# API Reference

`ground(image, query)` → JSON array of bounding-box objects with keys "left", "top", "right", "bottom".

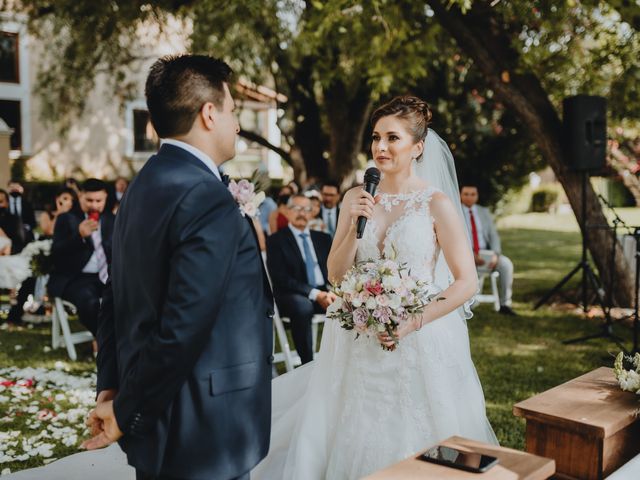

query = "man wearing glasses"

[{"left": 266, "top": 194, "right": 336, "bottom": 364}]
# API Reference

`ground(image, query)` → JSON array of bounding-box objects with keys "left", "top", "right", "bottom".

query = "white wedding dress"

[
  {"left": 253, "top": 186, "right": 497, "bottom": 480},
  {"left": 0, "top": 236, "right": 31, "bottom": 289}
]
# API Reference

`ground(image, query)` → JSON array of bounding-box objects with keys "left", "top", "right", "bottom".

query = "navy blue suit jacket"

[{"left": 96, "top": 144, "right": 274, "bottom": 479}]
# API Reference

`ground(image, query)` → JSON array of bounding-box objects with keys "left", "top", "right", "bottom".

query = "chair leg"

[
  {"left": 491, "top": 272, "right": 501, "bottom": 312},
  {"left": 51, "top": 305, "right": 60, "bottom": 349},
  {"left": 55, "top": 298, "right": 78, "bottom": 361},
  {"left": 311, "top": 322, "right": 318, "bottom": 360},
  {"left": 273, "top": 313, "right": 295, "bottom": 372}
]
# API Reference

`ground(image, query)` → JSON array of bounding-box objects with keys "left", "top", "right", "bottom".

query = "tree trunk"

[
  {"left": 284, "top": 57, "right": 330, "bottom": 185},
  {"left": 324, "top": 79, "right": 374, "bottom": 183},
  {"left": 429, "top": 0, "right": 635, "bottom": 306}
]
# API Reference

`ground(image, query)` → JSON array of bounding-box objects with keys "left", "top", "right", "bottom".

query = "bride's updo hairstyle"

[{"left": 370, "top": 95, "right": 432, "bottom": 160}]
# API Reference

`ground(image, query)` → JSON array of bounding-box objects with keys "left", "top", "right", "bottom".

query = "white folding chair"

[
  {"left": 272, "top": 310, "right": 327, "bottom": 371},
  {"left": 474, "top": 271, "right": 501, "bottom": 312},
  {"left": 272, "top": 305, "right": 301, "bottom": 372},
  {"left": 51, "top": 298, "right": 93, "bottom": 361}
]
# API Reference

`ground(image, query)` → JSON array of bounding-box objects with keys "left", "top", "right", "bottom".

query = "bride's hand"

[
  {"left": 377, "top": 316, "right": 422, "bottom": 349},
  {"left": 349, "top": 190, "right": 378, "bottom": 227}
]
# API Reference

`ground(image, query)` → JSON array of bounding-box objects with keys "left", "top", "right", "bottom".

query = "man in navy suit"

[
  {"left": 85, "top": 55, "right": 274, "bottom": 480},
  {"left": 267, "top": 194, "right": 335, "bottom": 364},
  {"left": 48, "top": 178, "right": 113, "bottom": 335}
]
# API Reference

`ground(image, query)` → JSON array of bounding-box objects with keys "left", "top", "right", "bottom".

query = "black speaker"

[{"left": 563, "top": 95, "right": 607, "bottom": 171}]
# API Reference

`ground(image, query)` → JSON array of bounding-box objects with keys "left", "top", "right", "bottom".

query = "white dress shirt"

[
  {"left": 161, "top": 138, "right": 222, "bottom": 181},
  {"left": 82, "top": 216, "right": 106, "bottom": 273},
  {"left": 288, "top": 225, "right": 325, "bottom": 301},
  {"left": 9, "top": 196, "right": 21, "bottom": 216},
  {"left": 322, "top": 206, "right": 338, "bottom": 235},
  {"left": 464, "top": 204, "right": 487, "bottom": 250}
]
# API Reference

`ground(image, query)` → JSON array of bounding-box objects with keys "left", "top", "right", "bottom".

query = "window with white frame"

[
  {"left": 125, "top": 100, "right": 158, "bottom": 156},
  {"left": 0, "top": 31, "right": 19, "bottom": 83},
  {"left": 0, "top": 15, "right": 30, "bottom": 157}
]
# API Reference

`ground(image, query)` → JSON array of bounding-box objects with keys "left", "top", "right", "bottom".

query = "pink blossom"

[
  {"left": 365, "top": 280, "right": 383, "bottom": 296},
  {"left": 373, "top": 306, "right": 392, "bottom": 324},
  {"left": 353, "top": 308, "right": 369, "bottom": 332}
]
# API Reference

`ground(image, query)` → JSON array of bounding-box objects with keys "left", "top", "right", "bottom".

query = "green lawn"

[{"left": 0, "top": 211, "right": 636, "bottom": 473}]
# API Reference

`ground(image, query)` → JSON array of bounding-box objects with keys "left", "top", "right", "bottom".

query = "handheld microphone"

[
  {"left": 356, "top": 167, "right": 381, "bottom": 239},
  {"left": 88, "top": 211, "right": 100, "bottom": 222}
]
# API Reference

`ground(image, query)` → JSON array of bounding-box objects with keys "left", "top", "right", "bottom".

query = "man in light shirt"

[
  {"left": 460, "top": 182, "right": 516, "bottom": 316},
  {"left": 320, "top": 180, "right": 341, "bottom": 238},
  {"left": 267, "top": 194, "right": 336, "bottom": 363}
]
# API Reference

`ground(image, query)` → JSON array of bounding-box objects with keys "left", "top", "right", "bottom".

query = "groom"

[{"left": 83, "top": 55, "right": 274, "bottom": 480}]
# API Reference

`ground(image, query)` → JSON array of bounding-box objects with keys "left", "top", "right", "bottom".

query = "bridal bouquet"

[
  {"left": 327, "top": 257, "right": 435, "bottom": 351},
  {"left": 614, "top": 352, "right": 640, "bottom": 398}
]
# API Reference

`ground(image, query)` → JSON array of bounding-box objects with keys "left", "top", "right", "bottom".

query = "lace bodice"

[{"left": 357, "top": 187, "right": 440, "bottom": 284}]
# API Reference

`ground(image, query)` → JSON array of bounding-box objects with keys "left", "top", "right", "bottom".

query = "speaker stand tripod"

[{"left": 533, "top": 172, "right": 625, "bottom": 348}]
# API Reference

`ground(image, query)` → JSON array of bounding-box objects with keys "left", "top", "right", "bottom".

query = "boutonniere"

[{"left": 228, "top": 179, "right": 266, "bottom": 218}]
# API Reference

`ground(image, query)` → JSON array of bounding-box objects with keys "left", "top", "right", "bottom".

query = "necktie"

[
  {"left": 469, "top": 208, "right": 480, "bottom": 255},
  {"left": 327, "top": 210, "right": 334, "bottom": 236},
  {"left": 300, "top": 232, "right": 317, "bottom": 287},
  {"left": 91, "top": 228, "right": 109, "bottom": 284}
]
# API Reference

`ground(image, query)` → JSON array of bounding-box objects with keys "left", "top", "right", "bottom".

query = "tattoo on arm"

[{"left": 436, "top": 296, "right": 446, "bottom": 302}]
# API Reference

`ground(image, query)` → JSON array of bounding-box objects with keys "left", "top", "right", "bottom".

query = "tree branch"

[{"left": 239, "top": 129, "right": 292, "bottom": 166}]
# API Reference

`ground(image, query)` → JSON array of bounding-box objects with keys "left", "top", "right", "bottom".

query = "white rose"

[
  {"left": 365, "top": 297, "right": 377, "bottom": 310},
  {"left": 342, "top": 276, "right": 356, "bottom": 294},
  {"left": 327, "top": 296, "right": 343, "bottom": 315},
  {"left": 382, "top": 275, "right": 401, "bottom": 291},
  {"left": 351, "top": 296, "right": 363, "bottom": 308},
  {"left": 376, "top": 295, "right": 389, "bottom": 307},
  {"left": 388, "top": 294, "right": 402, "bottom": 309}
]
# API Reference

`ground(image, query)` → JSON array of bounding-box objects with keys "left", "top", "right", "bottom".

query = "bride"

[{"left": 253, "top": 95, "right": 497, "bottom": 479}]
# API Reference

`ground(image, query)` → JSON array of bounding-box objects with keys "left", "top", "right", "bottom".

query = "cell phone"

[{"left": 418, "top": 445, "right": 499, "bottom": 473}]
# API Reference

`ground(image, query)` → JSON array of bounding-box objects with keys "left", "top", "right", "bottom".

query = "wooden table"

[
  {"left": 363, "top": 436, "right": 555, "bottom": 479},
  {"left": 513, "top": 367, "right": 640, "bottom": 480}
]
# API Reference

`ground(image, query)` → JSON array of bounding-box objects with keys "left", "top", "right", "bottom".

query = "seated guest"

[
  {"left": 7, "top": 179, "right": 36, "bottom": 244},
  {"left": 305, "top": 190, "right": 328, "bottom": 233},
  {"left": 258, "top": 186, "right": 279, "bottom": 235},
  {"left": 320, "top": 180, "right": 341, "bottom": 238},
  {"left": 268, "top": 185, "right": 293, "bottom": 234},
  {"left": 460, "top": 181, "right": 516, "bottom": 315},
  {"left": 48, "top": 179, "right": 114, "bottom": 335},
  {"left": 39, "top": 187, "right": 80, "bottom": 238},
  {"left": 110, "top": 176, "right": 129, "bottom": 214},
  {"left": 266, "top": 194, "right": 336, "bottom": 364}
]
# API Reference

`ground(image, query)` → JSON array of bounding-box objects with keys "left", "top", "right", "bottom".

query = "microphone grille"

[{"left": 364, "top": 167, "right": 381, "bottom": 184}]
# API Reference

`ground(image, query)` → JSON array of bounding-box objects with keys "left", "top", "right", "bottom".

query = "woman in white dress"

[
  {"left": 0, "top": 230, "right": 31, "bottom": 290},
  {"left": 254, "top": 95, "right": 497, "bottom": 480}
]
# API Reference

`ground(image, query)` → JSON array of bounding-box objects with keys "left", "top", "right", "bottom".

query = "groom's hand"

[
  {"left": 86, "top": 389, "right": 117, "bottom": 437},
  {"left": 81, "top": 400, "right": 123, "bottom": 450}
]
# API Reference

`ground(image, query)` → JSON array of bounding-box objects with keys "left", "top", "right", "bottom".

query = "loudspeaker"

[{"left": 563, "top": 95, "right": 607, "bottom": 171}]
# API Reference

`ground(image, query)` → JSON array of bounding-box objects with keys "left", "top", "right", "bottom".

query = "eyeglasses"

[{"left": 289, "top": 206, "right": 312, "bottom": 213}]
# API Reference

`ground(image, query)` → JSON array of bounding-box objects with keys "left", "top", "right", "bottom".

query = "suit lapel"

[
  {"left": 283, "top": 227, "right": 305, "bottom": 268},
  {"left": 310, "top": 231, "right": 329, "bottom": 287}
]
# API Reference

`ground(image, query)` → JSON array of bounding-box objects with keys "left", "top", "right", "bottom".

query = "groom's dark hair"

[{"left": 145, "top": 54, "right": 233, "bottom": 138}]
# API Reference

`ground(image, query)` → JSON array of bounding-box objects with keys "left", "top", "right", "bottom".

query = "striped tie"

[{"left": 91, "top": 229, "right": 109, "bottom": 284}]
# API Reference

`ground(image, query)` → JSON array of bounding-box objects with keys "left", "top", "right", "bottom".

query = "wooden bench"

[
  {"left": 363, "top": 435, "right": 555, "bottom": 479},
  {"left": 513, "top": 367, "right": 640, "bottom": 480}
]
